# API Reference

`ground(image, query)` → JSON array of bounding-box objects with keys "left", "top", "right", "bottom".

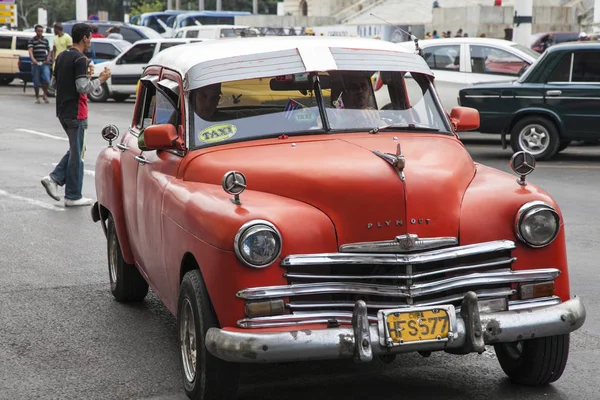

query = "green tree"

[{"left": 130, "top": 0, "right": 167, "bottom": 16}]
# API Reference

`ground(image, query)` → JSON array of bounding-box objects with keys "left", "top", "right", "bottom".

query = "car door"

[
  {"left": 119, "top": 73, "right": 159, "bottom": 264},
  {"left": 422, "top": 44, "right": 466, "bottom": 110},
  {"left": 135, "top": 73, "right": 185, "bottom": 297},
  {"left": 544, "top": 50, "right": 600, "bottom": 139},
  {"left": 0, "top": 35, "right": 14, "bottom": 76},
  {"left": 112, "top": 42, "right": 157, "bottom": 91}
]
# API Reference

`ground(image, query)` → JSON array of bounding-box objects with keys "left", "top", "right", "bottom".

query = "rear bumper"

[{"left": 205, "top": 293, "right": 585, "bottom": 363}]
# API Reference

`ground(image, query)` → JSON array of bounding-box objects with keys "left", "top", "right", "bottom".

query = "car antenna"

[{"left": 369, "top": 13, "right": 424, "bottom": 58}]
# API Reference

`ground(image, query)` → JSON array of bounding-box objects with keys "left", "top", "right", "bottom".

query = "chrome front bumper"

[{"left": 205, "top": 293, "right": 586, "bottom": 363}]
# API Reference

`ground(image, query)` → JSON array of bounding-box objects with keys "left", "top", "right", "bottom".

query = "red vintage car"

[{"left": 92, "top": 37, "right": 586, "bottom": 400}]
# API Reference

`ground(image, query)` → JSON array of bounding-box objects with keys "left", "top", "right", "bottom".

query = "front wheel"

[
  {"left": 178, "top": 269, "right": 240, "bottom": 400},
  {"left": 494, "top": 334, "right": 570, "bottom": 386},
  {"left": 106, "top": 215, "right": 148, "bottom": 302},
  {"left": 89, "top": 81, "right": 109, "bottom": 102},
  {"left": 510, "top": 116, "right": 560, "bottom": 160},
  {"left": 112, "top": 93, "right": 130, "bottom": 102},
  {"left": 0, "top": 76, "right": 13, "bottom": 85}
]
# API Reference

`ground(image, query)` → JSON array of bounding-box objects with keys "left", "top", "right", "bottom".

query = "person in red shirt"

[
  {"left": 90, "top": 24, "right": 105, "bottom": 38},
  {"left": 41, "top": 23, "right": 111, "bottom": 207}
]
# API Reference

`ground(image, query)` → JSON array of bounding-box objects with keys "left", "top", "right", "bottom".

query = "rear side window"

[
  {"left": 0, "top": 36, "right": 11, "bottom": 49},
  {"left": 185, "top": 30, "right": 199, "bottom": 38},
  {"left": 93, "top": 42, "right": 121, "bottom": 60},
  {"left": 118, "top": 43, "right": 156, "bottom": 64},
  {"left": 423, "top": 45, "right": 461, "bottom": 71},
  {"left": 548, "top": 53, "right": 572, "bottom": 82},
  {"left": 159, "top": 42, "right": 185, "bottom": 52},
  {"left": 16, "top": 37, "right": 32, "bottom": 51},
  {"left": 548, "top": 51, "right": 600, "bottom": 83}
]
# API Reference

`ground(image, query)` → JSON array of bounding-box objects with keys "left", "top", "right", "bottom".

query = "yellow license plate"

[{"left": 384, "top": 308, "right": 450, "bottom": 344}]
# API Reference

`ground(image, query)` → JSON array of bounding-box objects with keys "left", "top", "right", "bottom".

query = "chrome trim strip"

[
  {"left": 339, "top": 235, "right": 458, "bottom": 253},
  {"left": 464, "top": 95, "right": 500, "bottom": 98},
  {"left": 515, "top": 96, "right": 543, "bottom": 99},
  {"left": 238, "top": 311, "right": 379, "bottom": 328},
  {"left": 546, "top": 96, "right": 600, "bottom": 100},
  {"left": 281, "top": 240, "right": 516, "bottom": 267},
  {"left": 568, "top": 52, "right": 574, "bottom": 82},
  {"left": 285, "top": 257, "right": 516, "bottom": 281},
  {"left": 286, "top": 288, "right": 516, "bottom": 310},
  {"left": 508, "top": 296, "right": 561, "bottom": 310},
  {"left": 237, "top": 269, "right": 559, "bottom": 300}
]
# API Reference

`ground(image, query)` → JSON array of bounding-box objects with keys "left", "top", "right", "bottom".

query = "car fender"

[
  {"left": 161, "top": 182, "right": 338, "bottom": 326},
  {"left": 459, "top": 165, "right": 570, "bottom": 301},
  {"left": 509, "top": 107, "right": 565, "bottom": 136},
  {"left": 94, "top": 147, "right": 135, "bottom": 264}
]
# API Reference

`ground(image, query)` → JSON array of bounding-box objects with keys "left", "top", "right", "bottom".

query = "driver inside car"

[{"left": 329, "top": 71, "right": 384, "bottom": 128}]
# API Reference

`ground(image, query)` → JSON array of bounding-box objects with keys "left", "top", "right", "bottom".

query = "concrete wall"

[
  {"left": 429, "top": 5, "right": 578, "bottom": 38},
  {"left": 235, "top": 15, "right": 337, "bottom": 28},
  {"left": 281, "top": 0, "right": 357, "bottom": 17}
]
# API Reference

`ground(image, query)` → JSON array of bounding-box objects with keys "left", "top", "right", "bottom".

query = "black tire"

[
  {"left": 0, "top": 76, "right": 13, "bottom": 85},
  {"left": 106, "top": 215, "right": 148, "bottom": 302},
  {"left": 557, "top": 140, "right": 571, "bottom": 153},
  {"left": 510, "top": 116, "right": 560, "bottom": 161},
  {"left": 89, "top": 81, "right": 109, "bottom": 102},
  {"left": 178, "top": 269, "right": 240, "bottom": 400},
  {"left": 112, "top": 94, "right": 130, "bottom": 102},
  {"left": 494, "top": 334, "right": 570, "bottom": 386}
]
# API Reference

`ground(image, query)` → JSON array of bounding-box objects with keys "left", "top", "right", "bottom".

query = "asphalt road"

[{"left": 0, "top": 83, "right": 598, "bottom": 400}]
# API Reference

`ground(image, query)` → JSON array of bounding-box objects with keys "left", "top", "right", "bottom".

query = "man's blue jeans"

[{"left": 50, "top": 118, "right": 87, "bottom": 200}]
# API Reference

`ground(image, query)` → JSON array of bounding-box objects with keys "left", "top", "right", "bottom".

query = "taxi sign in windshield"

[{"left": 198, "top": 124, "right": 237, "bottom": 144}]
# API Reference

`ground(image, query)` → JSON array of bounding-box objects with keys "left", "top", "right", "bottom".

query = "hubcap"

[
  {"left": 108, "top": 230, "right": 117, "bottom": 288},
  {"left": 92, "top": 85, "right": 104, "bottom": 98},
  {"left": 180, "top": 298, "right": 197, "bottom": 383},
  {"left": 519, "top": 125, "right": 549, "bottom": 155}
]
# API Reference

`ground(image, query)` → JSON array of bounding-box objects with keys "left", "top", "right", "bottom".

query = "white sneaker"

[
  {"left": 41, "top": 176, "right": 60, "bottom": 201},
  {"left": 64, "top": 197, "right": 94, "bottom": 207}
]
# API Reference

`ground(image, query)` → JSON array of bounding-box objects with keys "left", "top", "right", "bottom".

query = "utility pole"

[
  {"left": 216, "top": 0, "right": 222, "bottom": 11},
  {"left": 75, "top": 0, "right": 87, "bottom": 21},
  {"left": 513, "top": 0, "right": 533, "bottom": 47},
  {"left": 595, "top": 0, "right": 600, "bottom": 27},
  {"left": 175, "top": 0, "right": 181, "bottom": 10},
  {"left": 253, "top": 0, "right": 258, "bottom": 14},
  {"left": 199, "top": 0, "right": 205, "bottom": 11},
  {"left": 167, "top": 0, "right": 172, "bottom": 10}
]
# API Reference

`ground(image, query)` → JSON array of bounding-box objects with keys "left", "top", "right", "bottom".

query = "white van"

[
  {"left": 173, "top": 25, "right": 260, "bottom": 39},
  {"left": 89, "top": 37, "right": 209, "bottom": 102}
]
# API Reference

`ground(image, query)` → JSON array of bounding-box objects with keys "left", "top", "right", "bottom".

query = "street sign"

[
  {"left": 0, "top": 0, "right": 16, "bottom": 3},
  {"left": 0, "top": 2, "right": 16, "bottom": 26}
]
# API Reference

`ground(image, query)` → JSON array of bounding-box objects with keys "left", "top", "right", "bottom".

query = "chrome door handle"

[
  {"left": 134, "top": 155, "right": 149, "bottom": 165},
  {"left": 116, "top": 143, "right": 127, "bottom": 151},
  {"left": 546, "top": 90, "right": 562, "bottom": 96}
]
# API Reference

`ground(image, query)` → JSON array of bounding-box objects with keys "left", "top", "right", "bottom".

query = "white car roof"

[
  {"left": 178, "top": 25, "right": 251, "bottom": 31},
  {"left": 150, "top": 36, "right": 432, "bottom": 91}
]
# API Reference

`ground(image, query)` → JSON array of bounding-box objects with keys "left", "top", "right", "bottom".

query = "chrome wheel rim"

[
  {"left": 108, "top": 230, "right": 117, "bottom": 286},
  {"left": 180, "top": 298, "right": 197, "bottom": 383},
  {"left": 519, "top": 124, "right": 549, "bottom": 155},
  {"left": 91, "top": 84, "right": 105, "bottom": 99}
]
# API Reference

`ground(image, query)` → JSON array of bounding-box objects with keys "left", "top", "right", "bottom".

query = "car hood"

[{"left": 183, "top": 134, "right": 475, "bottom": 245}]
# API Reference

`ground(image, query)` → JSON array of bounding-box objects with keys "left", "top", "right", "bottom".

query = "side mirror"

[
  {"left": 141, "top": 124, "right": 180, "bottom": 150},
  {"left": 450, "top": 107, "right": 480, "bottom": 131}
]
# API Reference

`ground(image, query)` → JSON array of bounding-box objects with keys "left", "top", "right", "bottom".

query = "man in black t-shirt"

[{"left": 40, "top": 23, "right": 111, "bottom": 207}]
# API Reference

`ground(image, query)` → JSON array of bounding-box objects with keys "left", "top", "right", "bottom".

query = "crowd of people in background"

[{"left": 425, "top": 28, "right": 469, "bottom": 39}]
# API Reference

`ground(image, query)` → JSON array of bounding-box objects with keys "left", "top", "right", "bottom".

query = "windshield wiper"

[{"left": 369, "top": 123, "right": 440, "bottom": 134}]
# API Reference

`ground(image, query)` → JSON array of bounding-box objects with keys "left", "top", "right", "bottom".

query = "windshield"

[
  {"left": 510, "top": 43, "right": 540, "bottom": 60},
  {"left": 189, "top": 70, "right": 450, "bottom": 149},
  {"left": 114, "top": 40, "right": 132, "bottom": 52},
  {"left": 136, "top": 25, "right": 163, "bottom": 39}
]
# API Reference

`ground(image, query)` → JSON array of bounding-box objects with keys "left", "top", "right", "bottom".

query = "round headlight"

[
  {"left": 234, "top": 220, "right": 282, "bottom": 268},
  {"left": 515, "top": 202, "right": 560, "bottom": 248}
]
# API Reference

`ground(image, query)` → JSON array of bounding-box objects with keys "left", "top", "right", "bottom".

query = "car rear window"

[
  {"left": 16, "top": 36, "right": 32, "bottom": 51},
  {"left": 0, "top": 36, "right": 11, "bottom": 49}
]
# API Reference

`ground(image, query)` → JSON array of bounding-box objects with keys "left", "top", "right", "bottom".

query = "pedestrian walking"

[
  {"left": 41, "top": 23, "right": 112, "bottom": 207},
  {"left": 51, "top": 23, "right": 72, "bottom": 93},
  {"left": 28, "top": 24, "right": 51, "bottom": 104}
]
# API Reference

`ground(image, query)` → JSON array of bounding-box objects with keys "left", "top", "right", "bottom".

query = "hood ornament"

[
  {"left": 372, "top": 143, "right": 406, "bottom": 181},
  {"left": 510, "top": 151, "right": 536, "bottom": 186},
  {"left": 222, "top": 171, "right": 247, "bottom": 205}
]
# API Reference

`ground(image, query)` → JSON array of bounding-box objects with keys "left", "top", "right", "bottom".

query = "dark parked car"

[
  {"left": 61, "top": 21, "right": 161, "bottom": 43},
  {"left": 458, "top": 42, "right": 600, "bottom": 160},
  {"left": 530, "top": 32, "right": 580, "bottom": 53}
]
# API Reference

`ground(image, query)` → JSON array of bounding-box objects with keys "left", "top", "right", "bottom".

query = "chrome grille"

[{"left": 237, "top": 239, "right": 561, "bottom": 328}]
